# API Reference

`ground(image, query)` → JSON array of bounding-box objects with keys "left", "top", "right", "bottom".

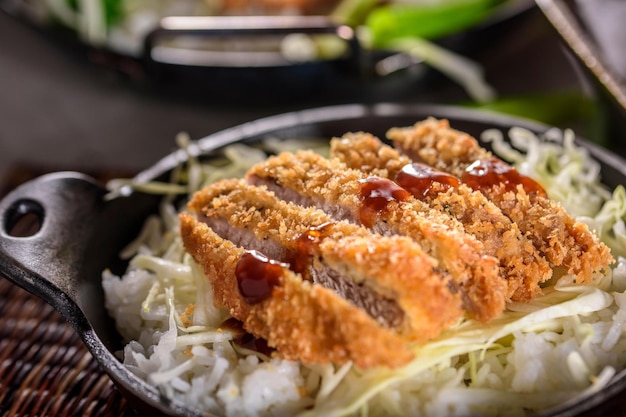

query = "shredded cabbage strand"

[{"left": 103, "top": 128, "right": 626, "bottom": 417}]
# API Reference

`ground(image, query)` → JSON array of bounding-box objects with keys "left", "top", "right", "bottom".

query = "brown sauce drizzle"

[
  {"left": 235, "top": 225, "right": 337, "bottom": 304},
  {"left": 235, "top": 250, "right": 287, "bottom": 304},
  {"left": 288, "top": 222, "right": 335, "bottom": 278},
  {"left": 461, "top": 158, "right": 547, "bottom": 197},
  {"left": 395, "top": 163, "right": 461, "bottom": 200},
  {"left": 359, "top": 177, "right": 411, "bottom": 227},
  {"left": 219, "top": 317, "right": 275, "bottom": 357}
]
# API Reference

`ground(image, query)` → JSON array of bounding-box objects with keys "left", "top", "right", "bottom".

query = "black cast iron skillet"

[{"left": 1, "top": 103, "right": 626, "bottom": 417}]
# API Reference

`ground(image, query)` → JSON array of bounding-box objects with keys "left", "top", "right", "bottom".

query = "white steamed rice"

[{"left": 102, "top": 127, "right": 626, "bottom": 417}]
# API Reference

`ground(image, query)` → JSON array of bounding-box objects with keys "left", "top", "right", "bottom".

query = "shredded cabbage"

[
  {"left": 580, "top": 186, "right": 626, "bottom": 259},
  {"left": 481, "top": 126, "right": 626, "bottom": 259},
  {"left": 481, "top": 127, "right": 611, "bottom": 218},
  {"left": 103, "top": 127, "right": 626, "bottom": 417}
]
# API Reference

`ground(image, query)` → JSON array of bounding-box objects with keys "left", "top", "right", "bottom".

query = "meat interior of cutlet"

[{"left": 197, "top": 212, "right": 405, "bottom": 329}]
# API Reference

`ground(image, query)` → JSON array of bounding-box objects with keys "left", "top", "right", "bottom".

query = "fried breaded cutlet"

[
  {"left": 180, "top": 213, "right": 416, "bottom": 369},
  {"left": 330, "top": 131, "right": 553, "bottom": 301},
  {"left": 187, "top": 178, "right": 463, "bottom": 341},
  {"left": 387, "top": 118, "right": 614, "bottom": 282},
  {"left": 246, "top": 151, "right": 506, "bottom": 322}
]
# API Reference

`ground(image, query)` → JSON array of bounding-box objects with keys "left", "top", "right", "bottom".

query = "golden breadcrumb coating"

[
  {"left": 247, "top": 151, "right": 506, "bottom": 322},
  {"left": 188, "top": 178, "right": 464, "bottom": 340},
  {"left": 330, "top": 132, "right": 553, "bottom": 300},
  {"left": 176, "top": 117, "right": 614, "bottom": 370},
  {"left": 387, "top": 118, "right": 614, "bottom": 282},
  {"left": 388, "top": 117, "right": 488, "bottom": 178},
  {"left": 180, "top": 212, "right": 415, "bottom": 369}
]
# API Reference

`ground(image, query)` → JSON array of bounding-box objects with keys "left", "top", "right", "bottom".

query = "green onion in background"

[
  {"left": 102, "top": 0, "right": 123, "bottom": 27},
  {"left": 331, "top": 0, "right": 610, "bottom": 147},
  {"left": 65, "top": 0, "right": 123, "bottom": 27},
  {"left": 363, "top": 0, "right": 508, "bottom": 49},
  {"left": 331, "top": 0, "right": 512, "bottom": 103},
  {"left": 332, "top": 0, "right": 507, "bottom": 41}
]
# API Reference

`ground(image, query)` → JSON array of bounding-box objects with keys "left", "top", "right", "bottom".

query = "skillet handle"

[{"left": 0, "top": 172, "right": 107, "bottom": 311}]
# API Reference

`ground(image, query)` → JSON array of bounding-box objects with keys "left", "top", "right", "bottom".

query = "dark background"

[{"left": 0, "top": 5, "right": 596, "bottom": 192}]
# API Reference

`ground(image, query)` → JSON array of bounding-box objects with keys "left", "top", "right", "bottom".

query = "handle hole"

[{"left": 4, "top": 199, "right": 45, "bottom": 237}]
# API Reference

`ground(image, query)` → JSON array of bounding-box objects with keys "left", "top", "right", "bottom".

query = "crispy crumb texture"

[
  {"left": 178, "top": 117, "right": 614, "bottom": 369},
  {"left": 388, "top": 117, "right": 614, "bottom": 282}
]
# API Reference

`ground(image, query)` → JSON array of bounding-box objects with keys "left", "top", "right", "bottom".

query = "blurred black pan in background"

[
  {"left": 536, "top": 0, "right": 626, "bottom": 156},
  {"left": 0, "top": 0, "right": 534, "bottom": 104}
]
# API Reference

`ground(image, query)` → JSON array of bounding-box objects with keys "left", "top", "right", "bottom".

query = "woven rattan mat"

[
  {"left": 0, "top": 276, "right": 134, "bottom": 416},
  {"left": 0, "top": 166, "right": 139, "bottom": 416}
]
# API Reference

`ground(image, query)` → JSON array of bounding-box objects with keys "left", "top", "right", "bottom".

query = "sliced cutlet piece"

[
  {"left": 387, "top": 117, "right": 614, "bottom": 281},
  {"left": 246, "top": 152, "right": 506, "bottom": 322},
  {"left": 180, "top": 212, "right": 416, "bottom": 369},
  {"left": 186, "top": 178, "right": 463, "bottom": 341},
  {"left": 330, "top": 132, "right": 553, "bottom": 301}
]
